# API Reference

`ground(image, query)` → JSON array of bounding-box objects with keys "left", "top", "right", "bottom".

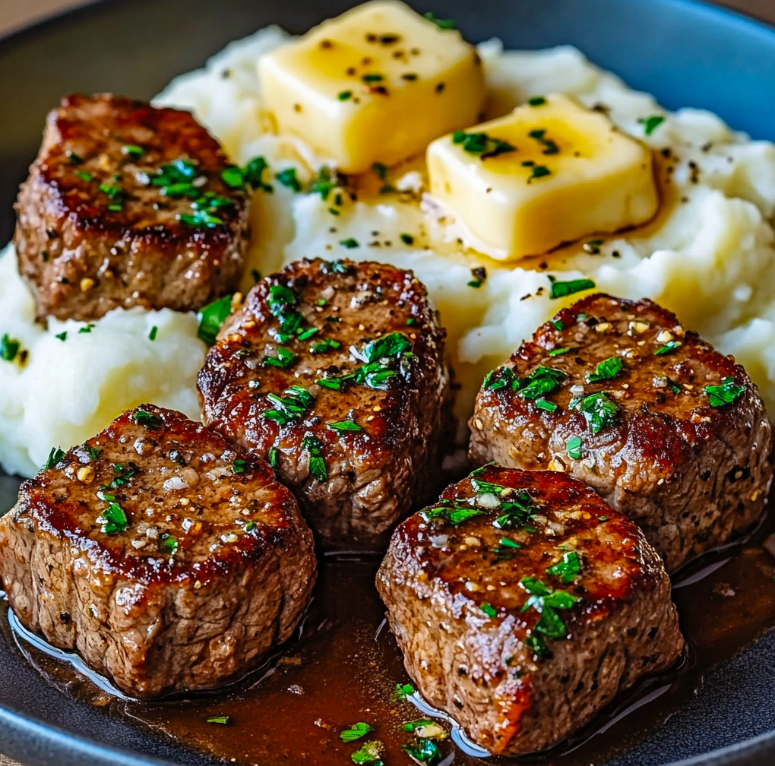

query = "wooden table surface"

[{"left": 0, "top": 0, "right": 773, "bottom": 764}]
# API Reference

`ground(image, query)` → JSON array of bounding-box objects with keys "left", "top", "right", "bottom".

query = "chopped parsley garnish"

[
  {"left": 566, "top": 436, "right": 583, "bottom": 460},
  {"left": 310, "top": 338, "right": 341, "bottom": 354},
  {"left": 328, "top": 419, "right": 363, "bottom": 432},
  {"left": 528, "top": 165, "right": 551, "bottom": 182},
  {"left": 244, "top": 521, "right": 256, "bottom": 532},
  {"left": 160, "top": 534, "right": 179, "bottom": 555},
  {"left": 243, "top": 156, "right": 274, "bottom": 192},
  {"left": 55, "top": 332, "right": 68, "bottom": 342},
  {"left": 400, "top": 233, "right": 414, "bottom": 245},
  {"left": 268, "top": 447, "right": 279, "bottom": 468},
  {"left": 43, "top": 447, "right": 65, "bottom": 470},
  {"left": 403, "top": 720, "right": 436, "bottom": 732},
  {"left": 548, "top": 276, "right": 596, "bottom": 300},
  {"left": 372, "top": 162, "right": 388, "bottom": 180},
  {"left": 276, "top": 167, "right": 302, "bottom": 192},
  {"left": 101, "top": 503, "right": 128, "bottom": 535},
  {"left": 264, "top": 346, "right": 297, "bottom": 368},
  {"left": 84, "top": 446, "right": 100, "bottom": 460},
  {"left": 134, "top": 409, "right": 162, "bottom": 429},
  {"left": 586, "top": 356, "right": 623, "bottom": 383},
  {"left": 393, "top": 683, "right": 415, "bottom": 701},
  {"left": 572, "top": 391, "right": 619, "bottom": 434},
  {"left": 122, "top": 144, "right": 144, "bottom": 159},
  {"left": 340, "top": 722, "right": 373, "bottom": 743},
  {"left": 528, "top": 96, "right": 547, "bottom": 107},
  {"left": 232, "top": 459, "right": 248, "bottom": 474},
  {"left": 340, "top": 238, "right": 360, "bottom": 249},
  {"left": 220, "top": 166, "right": 245, "bottom": 189},
  {"left": 468, "top": 266, "right": 487, "bottom": 288},
  {"left": 535, "top": 399, "right": 558, "bottom": 412},
  {"left": 493, "top": 537, "right": 521, "bottom": 560},
  {"left": 548, "top": 347, "right": 570, "bottom": 356},
  {"left": 197, "top": 294, "right": 232, "bottom": 346},
  {"left": 75, "top": 171, "right": 94, "bottom": 182},
  {"left": 206, "top": 716, "right": 230, "bottom": 725},
  {"left": 424, "top": 502, "right": 483, "bottom": 526},
  {"left": 482, "top": 366, "right": 516, "bottom": 391},
  {"left": 520, "top": 577, "right": 579, "bottom": 650},
  {"left": 639, "top": 115, "right": 665, "bottom": 136},
  {"left": 262, "top": 386, "right": 315, "bottom": 426},
  {"left": 515, "top": 366, "right": 567, "bottom": 400},
  {"left": 67, "top": 150, "right": 83, "bottom": 164},
  {"left": 351, "top": 740, "right": 384, "bottom": 765},
  {"left": 0, "top": 334, "right": 20, "bottom": 362},
  {"left": 528, "top": 128, "right": 559, "bottom": 155},
  {"left": 104, "top": 462, "right": 140, "bottom": 489},
  {"left": 583, "top": 239, "right": 604, "bottom": 254},
  {"left": 423, "top": 11, "right": 456, "bottom": 29},
  {"left": 481, "top": 602, "right": 497, "bottom": 618},
  {"left": 78, "top": 325, "right": 93, "bottom": 334},
  {"left": 338, "top": 90, "right": 353, "bottom": 101},
  {"left": 317, "top": 332, "right": 413, "bottom": 392},
  {"left": 267, "top": 283, "right": 303, "bottom": 337},
  {"left": 362, "top": 73, "right": 384, "bottom": 83},
  {"left": 494, "top": 491, "right": 536, "bottom": 530},
  {"left": 403, "top": 738, "right": 441, "bottom": 766},
  {"left": 303, "top": 435, "right": 327, "bottom": 482},
  {"left": 308, "top": 166, "right": 337, "bottom": 200},
  {"left": 297, "top": 328, "right": 319, "bottom": 341},
  {"left": 546, "top": 550, "right": 581, "bottom": 584},
  {"left": 452, "top": 131, "right": 516, "bottom": 159},
  {"left": 148, "top": 326, "right": 158, "bottom": 341},
  {"left": 177, "top": 210, "right": 224, "bottom": 228},
  {"left": 654, "top": 340, "right": 681, "bottom": 356},
  {"left": 705, "top": 377, "right": 745, "bottom": 408}
]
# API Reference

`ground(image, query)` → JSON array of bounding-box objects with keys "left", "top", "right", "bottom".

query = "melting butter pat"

[
  {"left": 426, "top": 94, "right": 660, "bottom": 260},
  {"left": 258, "top": 0, "right": 485, "bottom": 174}
]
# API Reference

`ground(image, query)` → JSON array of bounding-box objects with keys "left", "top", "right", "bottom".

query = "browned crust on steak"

[
  {"left": 377, "top": 466, "right": 684, "bottom": 756},
  {"left": 468, "top": 294, "right": 773, "bottom": 571},
  {"left": 0, "top": 405, "right": 316, "bottom": 698},
  {"left": 14, "top": 94, "right": 250, "bottom": 321},
  {"left": 198, "top": 258, "right": 453, "bottom": 550}
]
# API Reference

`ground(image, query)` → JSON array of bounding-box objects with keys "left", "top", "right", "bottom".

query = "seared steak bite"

[
  {"left": 0, "top": 405, "right": 316, "bottom": 699},
  {"left": 15, "top": 94, "right": 250, "bottom": 322},
  {"left": 198, "top": 258, "right": 452, "bottom": 550},
  {"left": 377, "top": 466, "right": 684, "bottom": 757},
  {"left": 469, "top": 294, "right": 773, "bottom": 572}
]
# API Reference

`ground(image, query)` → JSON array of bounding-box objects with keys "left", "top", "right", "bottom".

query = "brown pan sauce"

[{"left": 5, "top": 484, "right": 775, "bottom": 766}]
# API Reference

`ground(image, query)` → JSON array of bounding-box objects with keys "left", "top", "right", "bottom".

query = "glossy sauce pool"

[{"left": 4, "top": 491, "right": 775, "bottom": 766}]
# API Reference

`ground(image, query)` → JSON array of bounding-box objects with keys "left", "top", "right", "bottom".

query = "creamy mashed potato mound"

[
  {"left": 0, "top": 246, "right": 205, "bottom": 476},
  {"left": 3, "top": 19, "right": 775, "bottom": 476}
]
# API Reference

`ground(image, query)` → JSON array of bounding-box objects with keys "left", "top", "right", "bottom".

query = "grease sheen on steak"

[
  {"left": 469, "top": 294, "right": 773, "bottom": 572},
  {"left": 198, "top": 258, "right": 452, "bottom": 550},
  {"left": 0, "top": 405, "right": 316, "bottom": 699},
  {"left": 377, "top": 466, "right": 684, "bottom": 756},
  {"left": 15, "top": 94, "right": 250, "bottom": 321}
]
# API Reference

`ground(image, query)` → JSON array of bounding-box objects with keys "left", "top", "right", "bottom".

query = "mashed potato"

[
  {"left": 3, "top": 24, "right": 775, "bottom": 476},
  {"left": 0, "top": 246, "right": 205, "bottom": 476}
]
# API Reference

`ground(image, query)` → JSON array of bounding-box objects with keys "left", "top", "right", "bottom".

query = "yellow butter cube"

[
  {"left": 426, "top": 94, "right": 660, "bottom": 260},
  {"left": 258, "top": 1, "right": 486, "bottom": 174}
]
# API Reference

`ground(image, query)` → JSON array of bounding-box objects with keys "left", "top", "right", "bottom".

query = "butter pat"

[
  {"left": 258, "top": 1, "right": 485, "bottom": 174},
  {"left": 426, "top": 95, "right": 660, "bottom": 260}
]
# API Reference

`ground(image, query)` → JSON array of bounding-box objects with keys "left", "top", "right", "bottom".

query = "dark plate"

[{"left": 2, "top": 0, "right": 775, "bottom": 764}]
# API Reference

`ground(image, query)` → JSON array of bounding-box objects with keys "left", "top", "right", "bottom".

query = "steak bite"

[
  {"left": 198, "top": 258, "right": 452, "bottom": 550},
  {"left": 15, "top": 94, "right": 250, "bottom": 322},
  {"left": 469, "top": 294, "right": 773, "bottom": 572},
  {"left": 0, "top": 405, "right": 316, "bottom": 699},
  {"left": 377, "top": 466, "right": 684, "bottom": 757}
]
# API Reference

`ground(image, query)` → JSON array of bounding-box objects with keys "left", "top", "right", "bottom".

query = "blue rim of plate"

[{"left": 0, "top": 0, "right": 775, "bottom": 765}]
